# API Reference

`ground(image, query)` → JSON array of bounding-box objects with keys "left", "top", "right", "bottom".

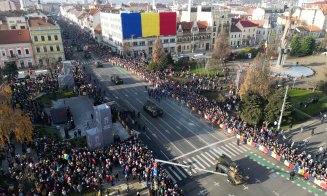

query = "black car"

[
  {"left": 84, "top": 51, "right": 91, "bottom": 59},
  {"left": 111, "top": 75, "right": 123, "bottom": 85},
  {"left": 143, "top": 100, "right": 163, "bottom": 117},
  {"left": 93, "top": 61, "right": 103, "bottom": 68}
]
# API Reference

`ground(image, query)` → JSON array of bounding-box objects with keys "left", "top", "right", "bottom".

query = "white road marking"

[
  {"left": 200, "top": 153, "right": 215, "bottom": 165},
  {"left": 176, "top": 126, "right": 181, "bottom": 130},
  {"left": 164, "top": 129, "right": 171, "bottom": 134},
  {"left": 304, "top": 136, "right": 311, "bottom": 141},
  {"left": 214, "top": 181, "right": 220, "bottom": 186},
  {"left": 209, "top": 150, "right": 221, "bottom": 158},
  {"left": 165, "top": 169, "right": 177, "bottom": 182},
  {"left": 145, "top": 134, "right": 151, "bottom": 140},
  {"left": 169, "top": 137, "right": 234, "bottom": 161},
  {"left": 174, "top": 165, "right": 187, "bottom": 178},
  {"left": 160, "top": 150, "right": 169, "bottom": 160},
  {"left": 196, "top": 155, "right": 211, "bottom": 167},
  {"left": 192, "top": 157, "right": 206, "bottom": 169},
  {"left": 183, "top": 160, "right": 193, "bottom": 175},
  {"left": 320, "top": 142, "right": 326, "bottom": 147},
  {"left": 227, "top": 143, "right": 246, "bottom": 153},
  {"left": 235, "top": 144, "right": 249, "bottom": 152},
  {"left": 272, "top": 191, "right": 280, "bottom": 196},
  {"left": 242, "top": 144, "right": 251, "bottom": 150},
  {"left": 204, "top": 151, "right": 216, "bottom": 161},
  {"left": 220, "top": 146, "right": 237, "bottom": 157},
  {"left": 167, "top": 167, "right": 182, "bottom": 181},
  {"left": 186, "top": 159, "right": 198, "bottom": 174}
]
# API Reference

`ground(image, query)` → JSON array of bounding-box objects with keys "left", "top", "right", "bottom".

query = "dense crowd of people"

[
  {"left": 4, "top": 135, "right": 182, "bottom": 195},
  {"left": 106, "top": 53, "right": 327, "bottom": 184}
]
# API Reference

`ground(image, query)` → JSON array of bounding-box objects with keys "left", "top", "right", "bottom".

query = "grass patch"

[
  {"left": 200, "top": 90, "right": 226, "bottom": 103},
  {"left": 168, "top": 76, "right": 193, "bottom": 84},
  {"left": 36, "top": 90, "right": 76, "bottom": 107},
  {"left": 65, "top": 136, "right": 87, "bottom": 148},
  {"left": 289, "top": 89, "right": 327, "bottom": 116},
  {"left": 34, "top": 125, "right": 61, "bottom": 140}
]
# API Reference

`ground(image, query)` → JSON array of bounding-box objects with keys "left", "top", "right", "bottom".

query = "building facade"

[
  {"left": 28, "top": 17, "right": 65, "bottom": 67},
  {"left": 176, "top": 21, "right": 211, "bottom": 54},
  {"left": 6, "top": 17, "right": 27, "bottom": 30},
  {"left": 100, "top": 11, "right": 177, "bottom": 57},
  {"left": 0, "top": 29, "right": 35, "bottom": 68}
]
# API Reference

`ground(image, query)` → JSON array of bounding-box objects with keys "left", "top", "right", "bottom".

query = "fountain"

[{"left": 270, "top": 3, "right": 314, "bottom": 78}]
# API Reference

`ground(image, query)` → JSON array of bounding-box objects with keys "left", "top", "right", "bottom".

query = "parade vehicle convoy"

[
  {"left": 215, "top": 154, "right": 249, "bottom": 185},
  {"left": 143, "top": 100, "right": 163, "bottom": 117},
  {"left": 111, "top": 75, "right": 124, "bottom": 85}
]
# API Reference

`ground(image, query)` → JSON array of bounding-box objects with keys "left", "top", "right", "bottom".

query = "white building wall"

[{"left": 252, "top": 8, "right": 265, "bottom": 20}]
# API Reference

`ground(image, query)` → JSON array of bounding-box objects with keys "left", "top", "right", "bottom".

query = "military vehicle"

[
  {"left": 93, "top": 61, "right": 103, "bottom": 68},
  {"left": 215, "top": 154, "right": 249, "bottom": 185},
  {"left": 111, "top": 75, "right": 123, "bottom": 85},
  {"left": 84, "top": 51, "right": 91, "bottom": 59},
  {"left": 143, "top": 100, "right": 163, "bottom": 117}
]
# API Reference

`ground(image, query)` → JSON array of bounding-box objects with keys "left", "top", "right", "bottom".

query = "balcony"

[{"left": 8, "top": 54, "right": 18, "bottom": 60}]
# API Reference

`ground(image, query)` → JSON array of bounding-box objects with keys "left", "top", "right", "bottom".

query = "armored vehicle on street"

[
  {"left": 215, "top": 154, "right": 249, "bottom": 185},
  {"left": 143, "top": 100, "right": 163, "bottom": 117}
]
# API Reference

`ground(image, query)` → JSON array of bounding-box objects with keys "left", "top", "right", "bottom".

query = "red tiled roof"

[
  {"left": 304, "top": 25, "right": 321, "bottom": 32},
  {"left": 89, "top": 8, "right": 99, "bottom": 16},
  {"left": 28, "top": 18, "right": 55, "bottom": 27},
  {"left": 177, "top": 21, "right": 208, "bottom": 32},
  {"left": 0, "top": 29, "right": 31, "bottom": 44},
  {"left": 239, "top": 19, "right": 258, "bottom": 28}
]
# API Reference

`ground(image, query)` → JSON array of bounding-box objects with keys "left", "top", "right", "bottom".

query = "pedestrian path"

[{"left": 163, "top": 142, "right": 252, "bottom": 182}]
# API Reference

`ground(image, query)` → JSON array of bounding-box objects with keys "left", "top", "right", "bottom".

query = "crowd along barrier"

[
  {"left": 217, "top": 125, "right": 327, "bottom": 190},
  {"left": 113, "top": 61, "right": 327, "bottom": 190}
]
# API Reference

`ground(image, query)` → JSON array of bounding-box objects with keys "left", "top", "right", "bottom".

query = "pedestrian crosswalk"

[{"left": 164, "top": 142, "right": 252, "bottom": 182}]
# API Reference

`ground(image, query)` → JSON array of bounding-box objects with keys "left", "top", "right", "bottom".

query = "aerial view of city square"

[{"left": 0, "top": 0, "right": 327, "bottom": 195}]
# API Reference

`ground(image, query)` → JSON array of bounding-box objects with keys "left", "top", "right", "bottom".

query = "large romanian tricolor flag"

[{"left": 264, "top": 33, "right": 269, "bottom": 53}]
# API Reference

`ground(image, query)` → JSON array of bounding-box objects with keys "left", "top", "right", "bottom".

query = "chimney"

[
  {"left": 152, "top": 0, "right": 156, "bottom": 10},
  {"left": 188, "top": 0, "right": 192, "bottom": 12}
]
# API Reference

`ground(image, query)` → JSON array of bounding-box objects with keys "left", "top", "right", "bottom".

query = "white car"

[{"left": 321, "top": 52, "right": 327, "bottom": 56}]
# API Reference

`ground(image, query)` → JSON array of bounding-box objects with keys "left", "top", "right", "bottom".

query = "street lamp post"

[{"left": 277, "top": 85, "right": 289, "bottom": 130}]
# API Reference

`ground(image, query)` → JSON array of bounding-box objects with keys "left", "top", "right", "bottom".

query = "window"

[
  {"left": 34, "top": 36, "right": 38, "bottom": 41},
  {"left": 41, "top": 36, "right": 45, "bottom": 41},
  {"left": 43, "top": 46, "right": 47, "bottom": 52},
  {"left": 25, "top": 48, "right": 29, "bottom": 55},
  {"left": 54, "top": 35, "right": 58, "bottom": 40},
  {"left": 17, "top": 49, "right": 22, "bottom": 55},
  {"left": 140, "top": 41, "right": 145, "bottom": 46},
  {"left": 164, "top": 39, "right": 169, "bottom": 43},
  {"left": 133, "top": 42, "right": 137, "bottom": 46},
  {"left": 20, "top": 60, "right": 24, "bottom": 67},
  {"left": 1, "top": 50, "right": 6, "bottom": 57},
  {"left": 10, "top": 50, "right": 14, "bottom": 57},
  {"left": 11, "top": 26, "right": 16, "bottom": 29},
  {"left": 20, "top": 26, "right": 25, "bottom": 29},
  {"left": 36, "top": 47, "right": 40, "bottom": 53},
  {"left": 50, "top": 46, "right": 54, "bottom": 52},
  {"left": 170, "top": 39, "right": 175, "bottom": 43},
  {"left": 48, "top": 35, "right": 52, "bottom": 41},
  {"left": 56, "top": 45, "right": 60, "bottom": 51},
  {"left": 28, "top": 61, "right": 32, "bottom": 67}
]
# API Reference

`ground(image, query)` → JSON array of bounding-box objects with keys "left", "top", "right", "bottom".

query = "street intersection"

[{"left": 76, "top": 55, "right": 326, "bottom": 196}]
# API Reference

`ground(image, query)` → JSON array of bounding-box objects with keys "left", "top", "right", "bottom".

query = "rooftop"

[
  {"left": 238, "top": 19, "right": 258, "bottom": 28},
  {"left": 230, "top": 25, "right": 242, "bottom": 32},
  {"left": 0, "top": 29, "right": 31, "bottom": 44},
  {"left": 304, "top": 25, "right": 321, "bottom": 32},
  {"left": 28, "top": 17, "right": 56, "bottom": 27},
  {"left": 177, "top": 21, "right": 208, "bottom": 32}
]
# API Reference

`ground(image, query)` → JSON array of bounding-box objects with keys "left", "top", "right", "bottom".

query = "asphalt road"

[{"left": 73, "top": 54, "right": 324, "bottom": 196}]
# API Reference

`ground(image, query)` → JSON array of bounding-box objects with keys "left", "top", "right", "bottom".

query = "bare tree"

[
  {"left": 208, "top": 31, "right": 231, "bottom": 71},
  {"left": 123, "top": 42, "right": 131, "bottom": 56},
  {"left": 152, "top": 37, "right": 165, "bottom": 64},
  {"left": 239, "top": 53, "right": 273, "bottom": 100}
]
